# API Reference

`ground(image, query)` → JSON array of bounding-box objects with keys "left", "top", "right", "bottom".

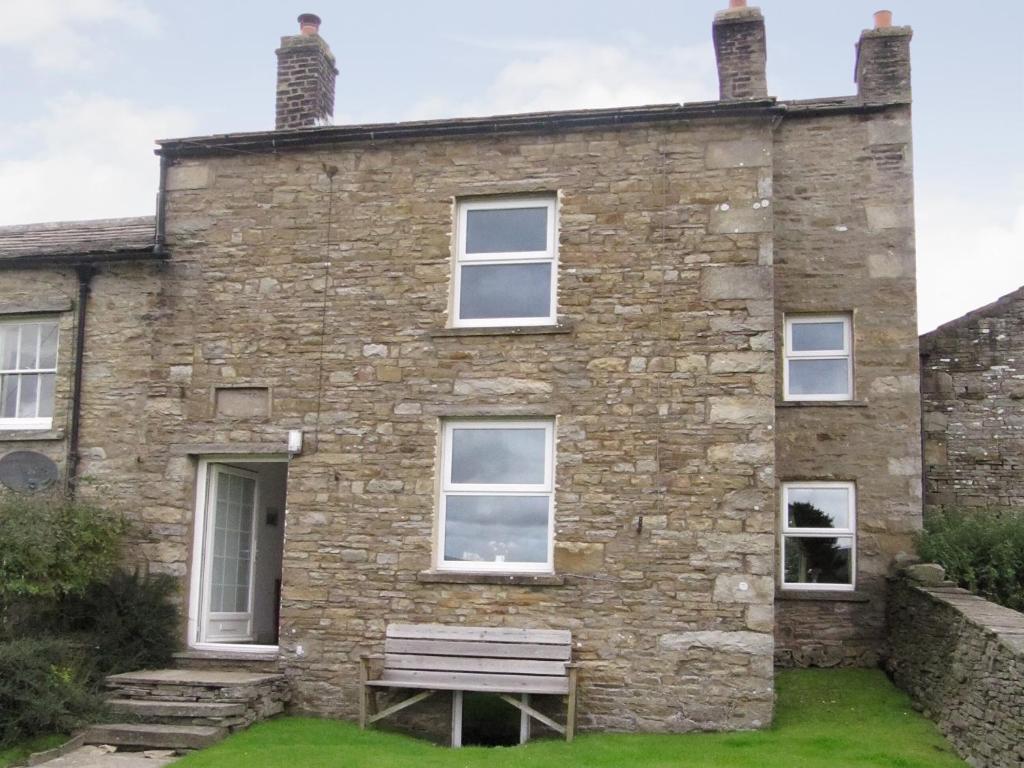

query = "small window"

[
  {"left": 781, "top": 482, "right": 855, "bottom": 590},
  {"left": 784, "top": 315, "right": 852, "bottom": 401},
  {"left": 0, "top": 319, "right": 58, "bottom": 430},
  {"left": 453, "top": 196, "right": 557, "bottom": 327},
  {"left": 438, "top": 420, "right": 554, "bottom": 572}
]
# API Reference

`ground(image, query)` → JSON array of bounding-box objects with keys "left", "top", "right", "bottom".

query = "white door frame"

[{"left": 188, "top": 454, "right": 288, "bottom": 654}]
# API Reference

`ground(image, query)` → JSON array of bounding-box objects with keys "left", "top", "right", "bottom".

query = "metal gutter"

[{"left": 0, "top": 249, "right": 165, "bottom": 270}]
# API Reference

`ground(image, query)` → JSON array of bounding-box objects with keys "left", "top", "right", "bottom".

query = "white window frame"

[
  {"left": 780, "top": 481, "right": 856, "bottom": 591},
  {"left": 783, "top": 314, "right": 853, "bottom": 401},
  {"left": 0, "top": 317, "right": 59, "bottom": 431},
  {"left": 452, "top": 196, "right": 558, "bottom": 328},
  {"left": 437, "top": 419, "right": 555, "bottom": 573}
]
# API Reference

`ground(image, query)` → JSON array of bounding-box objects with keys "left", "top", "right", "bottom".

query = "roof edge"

[
  {"left": 920, "top": 284, "right": 1024, "bottom": 346},
  {"left": 156, "top": 97, "right": 898, "bottom": 158}
]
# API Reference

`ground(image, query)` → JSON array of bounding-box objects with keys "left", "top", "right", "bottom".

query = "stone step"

[
  {"left": 174, "top": 650, "right": 279, "bottom": 673},
  {"left": 106, "top": 669, "right": 283, "bottom": 687},
  {"left": 107, "top": 698, "right": 247, "bottom": 720},
  {"left": 82, "top": 723, "right": 227, "bottom": 750}
]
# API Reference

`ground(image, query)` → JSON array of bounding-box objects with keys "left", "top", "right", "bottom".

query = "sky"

[{"left": 0, "top": 1, "right": 1021, "bottom": 332}]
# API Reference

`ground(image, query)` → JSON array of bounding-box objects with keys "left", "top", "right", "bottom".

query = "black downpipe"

[{"left": 66, "top": 264, "right": 96, "bottom": 498}]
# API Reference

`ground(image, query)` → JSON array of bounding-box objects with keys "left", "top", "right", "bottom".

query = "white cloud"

[
  {"left": 0, "top": 94, "right": 195, "bottom": 224},
  {"left": 408, "top": 40, "right": 717, "bottom": 120},
  {"left": 0, "top": 0, "right": 158, "bottom": 70},
  {"left": 917, "top": 194, "right": 1024, "bottom": 332}
]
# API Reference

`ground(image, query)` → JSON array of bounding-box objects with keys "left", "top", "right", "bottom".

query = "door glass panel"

[
  {"left": 465, "top": 207, "right": 547, "bottom": 253},
  {"left": 210, "top": 471, "right": 255, "bottom": 614}
]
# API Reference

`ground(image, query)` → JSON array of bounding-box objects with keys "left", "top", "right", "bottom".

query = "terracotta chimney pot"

[
  {"left": 298, "top": 13, "right": 322, "bottom": 36},
  {"left": 873, "top": 10, "right": 893, "bottom": 29},
  {"left": 729, "top": 0, "right": 747, "bottom": 7}
]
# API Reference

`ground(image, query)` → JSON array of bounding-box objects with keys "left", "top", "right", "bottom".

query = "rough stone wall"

[
  {"left": 886, "top": 578, "right": 1024, "bottom": 768},
  {"left": 49, "top": 118, "right": 779, "bottom": 732},
  {"left": 0, "top": 264, "right": 161, "bottom": 514},
  {"left": 920, "top": 288, "right": 1024, "bottom": 512},
  {"left": 771, "top": 105, "right": 922, "bottom": 667},
  {"left": 275, "top": 34, "right": 337, "bottom": 129}
]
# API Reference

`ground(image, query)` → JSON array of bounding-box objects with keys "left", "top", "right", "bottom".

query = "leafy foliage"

[
  {"left": 0, "top": 638, "right": 101, "bottom": 748},
  {"left": 918, "top": 507, "right": 1024, "bottom": 611},
  {"left": 59, "top": 570, "right": 180, "bottom": 677},
  {"left": 0, "top": 492, "right": 126, "bottom": 635}
]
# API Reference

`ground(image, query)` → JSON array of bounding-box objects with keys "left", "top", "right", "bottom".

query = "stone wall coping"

[
  {"left": 417, "top": 570, "right": 566, "bottom": 587},
  {"left": 909, "top": 581, "right": 1024, "bottom": 651},
  {"left": 0, "top": 429, "right": 65, "bottom": 442},
  {"left": 430, "top": 322, "right": 575, "bottom": 339},
  {"left": 776, "top": 589, "right": 871, "bottom": 603},
  {"left": 775, "top": 400, "right": 869, "bottom": 408}
]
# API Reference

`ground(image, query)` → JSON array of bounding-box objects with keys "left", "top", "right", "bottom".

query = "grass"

[
  {"left": 176, "top": 669, "right": 965, "bottom": 768},
  {"left": 0, "top": 734, "right": 68, "bottom": 768}
]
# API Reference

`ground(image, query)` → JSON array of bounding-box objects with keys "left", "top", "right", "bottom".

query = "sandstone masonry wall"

[
  {"left": 772, "top": 105, "right": 921, "bottom": 667},
  {"left": 886, "top": 578, "right": 1024, "bottom": 768},
  {"left": 920, "top": 288, "right": 1024, "bottom": 512},
  {"left": 0, "top": 117, "right": 782, "bottom": 732}
]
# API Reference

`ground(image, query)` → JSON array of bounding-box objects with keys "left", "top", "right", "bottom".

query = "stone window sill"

[
  {"left": 0, "top": 429, "right": 65, "bottom": 442},
  {"left": 417, "top": 570, "right": 566, "bottom": 587},
  {"left": 430, "top": 321, "right": 574, "bottom": 339},
  {"left": 776, "top": 400, "right": 869, "bottom": 408},
  {"left": 776, "top": 589, "right": 871, "bottom": 603}
]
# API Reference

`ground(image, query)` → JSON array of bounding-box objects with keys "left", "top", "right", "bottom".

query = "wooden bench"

[{"left": 359, "top": 624, "right": 578, "bottom": 747}]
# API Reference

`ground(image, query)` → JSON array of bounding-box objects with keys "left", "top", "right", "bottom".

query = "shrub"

[
  {"left": 917, "top": 507, "right": 1024, "bottom": 611},
  {"left": 59, "top": 570, "right": 180, "bottom": 677},
  {"left": 0, "top": 638, "right": 101, "bottom": 747},
  {"left": 0, "top": 492, "right": 126, "bottom": 636}
]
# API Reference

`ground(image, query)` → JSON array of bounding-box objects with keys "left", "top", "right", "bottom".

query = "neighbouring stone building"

[
  {"left": 921, "top": 286, "right": 1024, "bottom": 512},
  {"left": 0, "top": 4, "right": 920, "bottom": 735}
]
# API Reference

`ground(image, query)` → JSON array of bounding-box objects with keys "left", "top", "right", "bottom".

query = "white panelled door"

[{"left": 200, "top": 465, "right": 259, "bottom": 643}]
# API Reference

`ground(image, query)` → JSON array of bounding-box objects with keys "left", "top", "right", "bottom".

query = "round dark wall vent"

[{"left": 0, "top": 451, "right": 60, "bottom": 493}]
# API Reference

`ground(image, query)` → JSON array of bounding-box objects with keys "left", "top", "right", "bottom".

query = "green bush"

[
  {"left": 0, "top": 638, "right": 101, "bottom": 747},
  {"left": 0, "top": 492, "right": 126, "bottom": 636},
  {"left": 918, "top": 507, "right": 1024, "bottom": 611},
  {"left": 59, "top": 570, "right": 180, "bottom": 677}
]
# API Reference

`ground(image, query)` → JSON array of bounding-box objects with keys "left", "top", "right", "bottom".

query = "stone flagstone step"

[
  {"left": 82, "top": 723, "right": 227, "bottom": 750},
  {"left": 107, "top": 698, "right": 247, "bottom": 720}
]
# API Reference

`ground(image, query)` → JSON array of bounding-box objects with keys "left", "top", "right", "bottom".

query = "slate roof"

[{"left": 0, "top": 216, "right": 156, "bottom": 265}]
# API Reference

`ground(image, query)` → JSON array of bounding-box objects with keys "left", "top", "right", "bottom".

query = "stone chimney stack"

[
  {"left": 855, "top": 10, "right": 912, "bottom": 104},
  {"left": 712, "top": 0, "right": 768, "bottom": 101},
  {"left": 275, "top": 13, "right": 338, "bottom": 130}
]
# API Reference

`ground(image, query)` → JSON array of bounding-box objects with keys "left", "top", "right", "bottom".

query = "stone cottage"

[
  {"left": 0, "top": 3, "right": 920, "bottom": 736},
  {"left": 921, "top": 285, "right": 1024, "bottom": 513}
]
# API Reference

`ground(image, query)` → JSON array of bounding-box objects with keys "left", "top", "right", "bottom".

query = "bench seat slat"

[
  {"left": 385, "top": 638, "right": 571, "bottom": 660},
  {"left": 372, "top": 670, "right": 569, "bottom": 695},
  {"left": 385, "top": 654, "right": 567, "bottom": 676},
  {"left": 386, "top": 624, "right": 571, "bottom": 645}
]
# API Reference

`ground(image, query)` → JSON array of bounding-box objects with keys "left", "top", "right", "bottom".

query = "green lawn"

[
  {"left": 176, "top": 669, "right": 964, "bottom": 768},
  {"left": 0, "top": 734, "right": 67, "bottom": 768}
]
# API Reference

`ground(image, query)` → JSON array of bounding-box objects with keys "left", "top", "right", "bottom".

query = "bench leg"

[
  {"left": 358, "top": 658, "right": 369, "bottom": 730},
  {"left": 451, "top": 690, "right": 464, "bottom": 748},
  {"left": 566, "top": 667, "right": 578, "bottom": 742},
  {"left": 519, "top": 694, "right": 531, "bottom": 744}
]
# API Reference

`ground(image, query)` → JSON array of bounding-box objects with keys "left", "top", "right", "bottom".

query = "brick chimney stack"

[
  {"left": 275, "top": 13, "right": 338, "bottom": 130},
  {"left": 855, "top": 10, "right": 912, "bottom": 104},
  {"left": 712, "top": 1, "right": 769, "bottom": 101}
]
